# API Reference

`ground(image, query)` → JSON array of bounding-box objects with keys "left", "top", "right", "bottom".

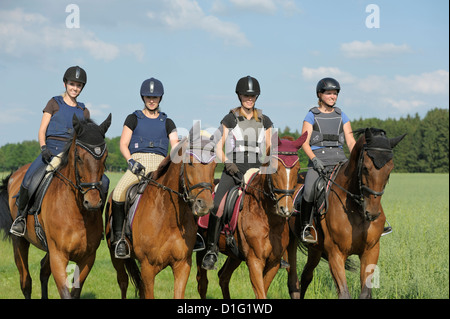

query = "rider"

[
  {"left": 111, "top": 77, "right": 179, "bottom": 259},
  {"left": 202, "top": 75, "right": 273, "bottom": 270},
  {"left": 10, "top": 66, "right": 110, "bottom": 237},
  {"left": 298, "top": 77, "right": 356, "bottom": 244}
]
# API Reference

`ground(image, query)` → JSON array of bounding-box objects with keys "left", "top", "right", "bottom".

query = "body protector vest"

[
  {"left": 225, "top": 107, "right": 265, "bottom": 164},
  {"left": 45, "top": 96, "right": 86, "bottom": 140},
  {"left": 309, "top": 107, "right": 345, "bottom": 149},
  {"left": 129, "top": 110, "right": 169, "bottom": 157}
]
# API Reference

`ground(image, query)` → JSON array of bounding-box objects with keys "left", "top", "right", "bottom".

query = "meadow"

[{"left": 0, "top": 172, "right": 448, "bottom": 299}]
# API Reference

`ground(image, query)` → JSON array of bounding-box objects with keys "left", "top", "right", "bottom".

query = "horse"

[
  {"left": 195, "top": 132, "right": 308, "bottom": 299},
  {"left": 288, "top": 127, "right": 406, "bottom": 299},
  {"left": 104, "top": 131, "right": 217, "bottom": 299},
  {"left": 0, "top": 114, "right": 111, "bottom": 299}
]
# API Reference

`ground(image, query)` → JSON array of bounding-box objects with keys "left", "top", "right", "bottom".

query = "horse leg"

[
  {"left": 40, "top": 253, "right": 51, "bottom": 299},
  {"left": 48, "top": 250, "right": 71, "bottom": 299},
  {"left": 246, "top": 256, "right": 266, "bottom": 299},
  {"left": 140, "top": 260, "right": 160, "bottom": 299},
  {"left": 172, "top": 259, "right": 192, "bottom": 299},
  {"left": 195, "top": 250, "right": 209, "bottom": 299},
  {"left": 108, "top": 247, "right": 129, "bottom": 299},
  {"left": 263, "top": 261, "right": 280, "bottom": 296},
  {"left": 12, "top": 236, "right": 32, "bottom": 299},
  {"left": 70, "top": 253, "right": 96, "bottom": 298},
  {"left": 299, "top": 247, "right": 322, "bottom": 299},
  {"left": 359, "top": 243, "right": 380, "bottom": 299},
  {"left": 286, "top": 233, "right": 300, "bottom": 299},
  {"left": 218, "top": 256, "right": 241, "bottom": 299},
  {"left": 327, "top": 250, "right": 351, "bottom": 299}
]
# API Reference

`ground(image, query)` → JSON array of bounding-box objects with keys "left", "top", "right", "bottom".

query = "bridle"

[
  {"left": 54, "top": 139, "right": 107, "bottom": 196},
  {"left": 266, "top": 151, "right": 298, "bottom": 205}
]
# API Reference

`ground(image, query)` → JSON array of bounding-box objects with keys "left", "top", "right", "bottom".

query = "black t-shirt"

[{"left": 124, "top": 113, "right": 177, "bottom": 136}]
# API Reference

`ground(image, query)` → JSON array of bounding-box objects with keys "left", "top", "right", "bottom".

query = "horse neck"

[
  {"left": 342, "top": 139, "right": 365, "bottom": 193},
  {"left": 61, "top": 139, "right": 77, "bottom": 183},
  {"left": 158, "top": 160, "right": 183, "bottom": 196}
]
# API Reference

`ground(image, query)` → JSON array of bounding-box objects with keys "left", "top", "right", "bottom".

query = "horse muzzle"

[
  {"left": 276, "top": 206, "right": 293, "bottom": 218},
  {"left": 193, "top": 198, "right": 213, "bottom": 217}
]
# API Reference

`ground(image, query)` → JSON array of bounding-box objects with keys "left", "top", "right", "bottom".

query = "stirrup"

[
  {"left": 381, "top": 220, "right": 393, "bottom": 237},
  {"left": 114, "top": 238, "right": 131, "bottom": 259},
  {"left": 302, "top": 224, "right": 317, "bottom": 244},
  {"left": 10, "top": 216, "right": 26, "bottom": 237},
  {"left": 193, "top": 232, "right": 205, "bottom": 252}
]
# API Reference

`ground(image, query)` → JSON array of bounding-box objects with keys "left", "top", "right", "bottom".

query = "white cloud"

[
  {"left": 395, "top": 70, "right": 449, "bottom": 95},
  {"left": 340, "top": 40, "right": 413, "bottom": 58},
  {"left": 148, "top": 0, "right": 250, "bottom": 47},
  {"left": 0, "top": 8, "right": 141, "bottom": 62},
  {"left": 302, "top": 67, "right": 356, "bottom": 84},
  {"left": 229, "top": 0, "right": 277, "bottom": 14}
]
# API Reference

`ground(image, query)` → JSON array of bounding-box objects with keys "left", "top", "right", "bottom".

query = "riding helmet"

[
  {"left": 235, "top": 76, "right": 261, "bottom": 96},
  {"left": 63, "top": 66, "right": 87, "bottom": 85},
  {"left": 140, "top": 78, "right": 164, "bottom": 97},
  {"left": 316, "top": 77, "right": 340, "bottom": 97}
]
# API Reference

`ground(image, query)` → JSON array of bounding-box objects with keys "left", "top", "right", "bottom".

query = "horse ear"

[
  {"left": 389, "top": 133, "right": 407, "bottom": 149},
  {"left": 365, "top": 128, "right": 373, "bottom": 143},
  {"left": 99, "top": 113, "right": 112, "bottom": 136},
  {"left": 72, "top": 114, "right": 83, "bottom": 136},
  {"left": 293, "top": 131, "right": 308, "bottom": 149}
]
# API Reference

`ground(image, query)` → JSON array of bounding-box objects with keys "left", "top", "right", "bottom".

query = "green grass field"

[{"left": 0, "top": 172, "right": 448, "bottom": 299}]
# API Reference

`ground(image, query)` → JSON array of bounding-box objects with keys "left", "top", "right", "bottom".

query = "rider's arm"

[
  {"left": 119, "top": 125, "right": 133, "bottom": 162},
  {"left": 38, "top": 112, "right": 52, "bottom": 148},
  {"left": 301, "top": 121, "right": 316, "bottom": 161}
]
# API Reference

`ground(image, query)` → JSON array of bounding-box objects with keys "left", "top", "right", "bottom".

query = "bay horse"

[
  {"left": 196, "top": 132, "right": 308, "bottom": 299},
  {"left": 105, "top": 131, "right": 216, "bottom": 298},
  {"left": 0, "top": 114, "right": 111, "bottom": 299},
  {"left": 289, "top": 127, "right": 406, "bottom": 299}
]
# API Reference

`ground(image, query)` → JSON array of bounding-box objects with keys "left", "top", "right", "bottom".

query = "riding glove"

[
  {"left": 40, "top": 145, "right": 52, "bottom": 164},
  {"left": 224, "top": 162, "right": 239, "bottom": 176},
  {"left": 127, "top": 158, "right": 145, "bottom": 176},
  {"left": 311, "top": 157, "right": 325, "bottom": 174}
]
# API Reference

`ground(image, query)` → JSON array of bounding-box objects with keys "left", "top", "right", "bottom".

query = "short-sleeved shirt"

[
  {"left": 43, "top": 98, "right": 90, "bottom": 119},
  {"left": 220, "top": 112, "right": 273, "bottom": 130}
]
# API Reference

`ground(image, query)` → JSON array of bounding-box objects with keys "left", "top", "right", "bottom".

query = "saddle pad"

[
  {"left": 197, "top": 169, "right": 260, "bottom": 233},
  {"left": 127, "top": 194, "right": 142, "bottom": 230}
]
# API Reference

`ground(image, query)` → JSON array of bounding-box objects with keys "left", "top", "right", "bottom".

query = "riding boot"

[
  {"left": 202, "top": 213, "right": 222, "bottom": 270},
  {"left": 111, "top": 200, "right": 129, "bottom": 259},
  {"left": 10, "top": 186, "right": 30, "bottom": 237},
  {"left": 300, "top": 199, "right": 317, "bottom": 244}
]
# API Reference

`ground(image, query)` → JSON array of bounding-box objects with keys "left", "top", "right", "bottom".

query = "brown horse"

[
  {"left": 105, "top": 133, "right": 216, "bottom": 298},
  {"left": 196, "top": 132, "right": 307, "bottom": 299},
  {"left": 288, "top": 127, "right": 405, "bottom": 299},
  {"left": 0, "top": 115, "right": 111, "bottom": 299}
]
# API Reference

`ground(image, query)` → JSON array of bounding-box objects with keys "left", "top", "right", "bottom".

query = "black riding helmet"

[
  {"left": 236, "top": 76, "right": 261, "bottom": 96},
  {"left": 63, "top": 66, "right": 87, "bottom": 85},
  {"left": 316, "top": 77, "right": 340, "bottom": 97}
]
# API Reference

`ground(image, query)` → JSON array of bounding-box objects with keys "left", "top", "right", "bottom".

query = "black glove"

[
  {"left": 311, "top": 157, "right": 325, "bottom": 174},
  {"left": 40, "top": 145, "right": 52, "bottom": 164},
  {"left": 127, "top": 158, "right": 145, "bottom": 176},
  {"left": 224, "top": 162, "right": 239, "bottom": 176}
]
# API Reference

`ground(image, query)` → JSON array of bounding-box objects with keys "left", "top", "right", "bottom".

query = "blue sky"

[{"left": 0, "top": 0, "right": 448, "bottom": 146}]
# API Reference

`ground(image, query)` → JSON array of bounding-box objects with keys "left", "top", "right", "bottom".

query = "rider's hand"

[
  {"left": 40, "top": 145, "right": 52, "bottom": 164},
  {"left": 127, "top": 158, "right": 145, "bottom": 176},
  {"left": 224, "top": 162, "right": 239, "bottom": 176},
  {"left": 311, "top": 157, "right": 325, "bottom": 174}
]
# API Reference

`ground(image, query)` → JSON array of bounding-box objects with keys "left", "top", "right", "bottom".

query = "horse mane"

[
  {"left": 151, "top": 137, "right": 188, "bottom": 181},
  {"left": 58, "top": 118, "right": 99, "bottom": 169},
  {"left": 280, "top": 135, "right": 294, "bottom": 141}
]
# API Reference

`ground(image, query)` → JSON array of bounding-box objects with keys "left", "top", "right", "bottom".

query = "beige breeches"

[{"left": 112, "top": 152, "right": 165, "bottom": 202}]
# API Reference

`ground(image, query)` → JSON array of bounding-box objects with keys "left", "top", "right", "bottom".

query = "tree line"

[{"left": 0, "top": 108, "right": 448, "bottom": 173}]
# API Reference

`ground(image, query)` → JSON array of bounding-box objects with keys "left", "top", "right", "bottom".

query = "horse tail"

[
  {"left": 0, "top": 173, "right": 13, "bottom": 241},
  {"left": 124, "top": 258, "right": 143, "bottom": 296}
]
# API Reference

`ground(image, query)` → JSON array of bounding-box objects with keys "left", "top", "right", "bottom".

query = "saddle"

[
  {"left": 294, "top": 163, "right": 343, "bottom": 219},
  {"left": 197, "top": 168, "right": 259, "bottom": 258}
]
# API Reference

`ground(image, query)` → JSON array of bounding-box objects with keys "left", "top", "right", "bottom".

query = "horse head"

[
  {"left": 71, "top": 114, "right": 111, "bottom": 210},
  {"left": 356, "top": 127, "right": 406, "bottom": 221},
  {"left": 180, "top": 124, "right": 216, "bottom": 216},
  {"left": 265, "top": 131, "right": 308, "bottom": 217}
]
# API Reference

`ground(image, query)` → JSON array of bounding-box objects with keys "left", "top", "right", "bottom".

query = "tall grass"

[{"left": 0, "top": 173, "right": 448, "bottom": 299}]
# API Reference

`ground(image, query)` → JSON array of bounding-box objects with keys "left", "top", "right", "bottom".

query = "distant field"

[{"left": 0, "top": 173, "right": 448, "bottom": 299}]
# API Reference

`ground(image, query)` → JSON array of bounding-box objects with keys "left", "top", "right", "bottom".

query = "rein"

[{"left": 318, "top": 144, "right": 393, "bottom": 207}]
